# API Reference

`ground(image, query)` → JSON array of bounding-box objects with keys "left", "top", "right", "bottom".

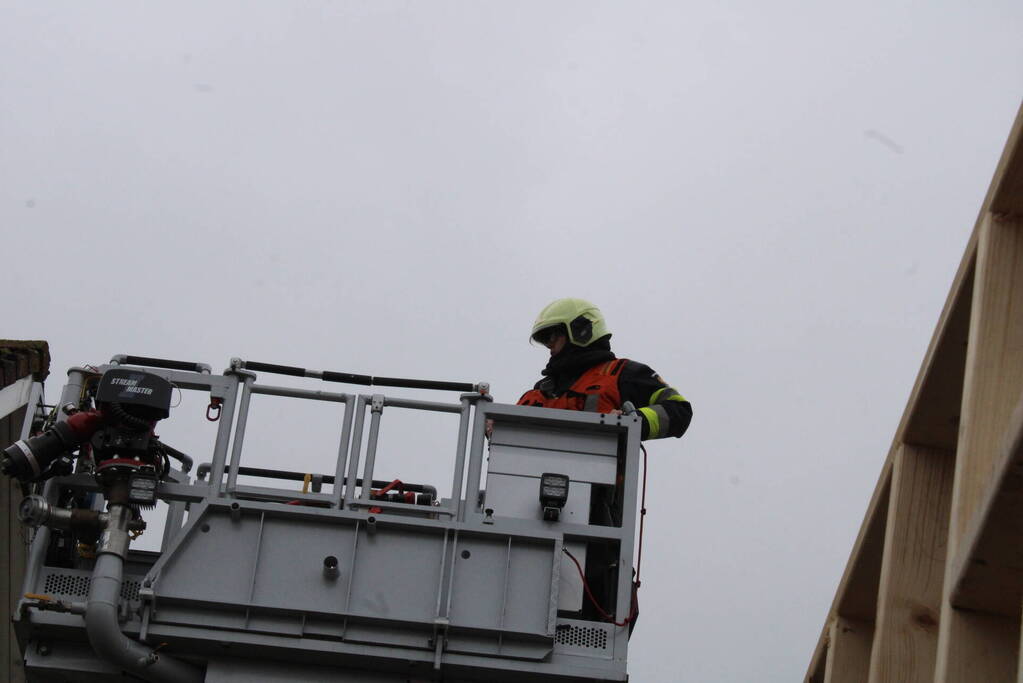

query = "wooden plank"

[
  {"left": 825, "top": 617, "right": 874, "bottom": 683},
  {"left": 934, "top": 214, "right": 1023, "bottom": 682},
  {"left": 807, "top": 641, "right": 829, "bottom": 683},
  {"left": 988, "top": 100, "right": 1023, "bottom": 218},
  {"left": 903, "top": 258, "right": 974, "bottom": 451},
  {"left": 837, "top": 470, "right": 891, "bottom": 622},
  {"left": 950, "top": 215, "right": 1023, "bottom": 550},
  {"left": 868, "top": 444, "right": 954, "bottom": 683},
  {"left": 935, "top": 611, "right": 1020, "bottom": 683},
  {"left": 949, "top": 389, "right": 1023, "bottom": 616},
  {"left": 811, "top": 213, "right": 975, "bottom": 678},
  {"left": 810, "top": 96, "right": 1023, "bottom": 683},
  {"left": 806, "top": 464, "right": 892, "bottom": 680},
  {"left": 809, "top": 184, "right": 981, "bottom": 682}
]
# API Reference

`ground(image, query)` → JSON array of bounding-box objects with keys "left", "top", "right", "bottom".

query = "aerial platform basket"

[{"left": 10, "top": 355, "right": 643, "bottom": 682}]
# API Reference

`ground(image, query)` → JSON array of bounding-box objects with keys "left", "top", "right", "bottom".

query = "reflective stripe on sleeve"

[
  {"left": 639, "top": 406, "right": 660, "bottom": 439},
  {"left": 649, "top": 386, "right": 686, "bottom": 404}
]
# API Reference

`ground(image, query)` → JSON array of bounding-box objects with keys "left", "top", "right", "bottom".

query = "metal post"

[
  {"left": 19, "top": 479, "right": 56, "bottom": 601},
  {"left": 330, "top": 397, "right": 356, "bottom": 509},
  {"left": 56, "top": 368, "right": 87, "bottom": 425},
  {"left": 21, "top": 370, "right": 88, "bottom": 595},
  {"left": 343, "top": 396, "right": 368, "bottom": 508},
  {"left": 462, "top": 404, "right": 489, "bottom": 521},
  {"left": 615, "top": 418, "right": 643, "bottom": 625},
  {"left": 358, "top": 395, "right": 384, "bottom": 501},
  {"left": 207, "top": 375, "right": 241, "bottom": 497},
  {"left": 160, "top": 470, "right": 188, "bottom": 551},
  {"left": 160, "top": 500, "right": 186, "bottom": 551},
  {"left": 16, "top": 381, "right": 41, "bottom": 439},
  {"left": 449, "top": 396, "right": 472, "bottom": 521},
  {"left": 225, "top": 375, "right": 256, "bottom": 495}
]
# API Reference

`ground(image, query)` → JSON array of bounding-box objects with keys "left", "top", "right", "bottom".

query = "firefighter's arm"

[{"left": 619, "top": 362, "right": 692, "bottom": 440}]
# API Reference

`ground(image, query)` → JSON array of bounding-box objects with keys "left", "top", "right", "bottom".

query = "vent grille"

[
  {"left": 122, "top": 579, "right": 141, "bottom": 601},
  {"left": 44, "top": 572, "right": 90, "bottom": 597},
  {"left": 43, "top": 571, "right": 140, "bottom": 601},
  {"left": 555, "top": 624, "right": 608, "bottom": 650}
]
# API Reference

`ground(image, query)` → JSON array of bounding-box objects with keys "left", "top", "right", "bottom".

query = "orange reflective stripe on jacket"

[{"left": 517, "top": 359, "right": 627, "bottom": 413}]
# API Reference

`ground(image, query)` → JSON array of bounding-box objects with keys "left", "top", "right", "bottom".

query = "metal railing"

[{"left": 190, "top": 359, "right": 492, "bottom": 521}]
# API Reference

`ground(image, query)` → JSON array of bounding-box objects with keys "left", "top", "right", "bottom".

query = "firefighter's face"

[{"left": 544, "top": 332, "right": 567, "bottom": 356}]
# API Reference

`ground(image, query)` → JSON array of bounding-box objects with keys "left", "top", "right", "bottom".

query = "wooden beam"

[
  {"left": 825, "top": 617, "right": 874, "bottom": 683},
  {"left": 987, "top": 100, "right": 1023, "bottom": 218},
  {"left": 950, "top": 214, "right": 1023, "bottom": 552},
  {"left": 809, "top": 97, "right": 1023, "bottom": 683},
  {"left": 934, "top": 214, "right": 1023, "bottom": 683},
  {"left": 838, "top": 472, "right": 891, "bottom": 623},
  {"left": 902, "top": 258, "right": 974, "bottom": 451},
  {"left": 949, "top": 389, "right": 1023, "bottom": 616},
  {"left": 807, "top": 200, "right": 979, "bottom": 681},
  {"left": 806, "top": 464, "right": 892, "bottom": 680},
  {"left": 807, "top": 643, "right": 828, "bottom": 683},
  {"left": 868, "top": 444, "right": 954, "bottom": 683},
  {"left": 935, "top": 611, "right": 1020, "bottom": 683}
]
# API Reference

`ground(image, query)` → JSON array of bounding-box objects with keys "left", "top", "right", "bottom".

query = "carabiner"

[{"left": 206, "top": 398, "right": 223, "bottom": 422}]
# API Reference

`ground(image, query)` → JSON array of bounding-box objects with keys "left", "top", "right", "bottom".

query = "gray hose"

[{"left": 85, "top": 505, "right": 204, "bottom": 683}]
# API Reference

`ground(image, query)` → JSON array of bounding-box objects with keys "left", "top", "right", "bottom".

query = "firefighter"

[{"left": 517, "top": 298, "right": 692, "bottom": 440}]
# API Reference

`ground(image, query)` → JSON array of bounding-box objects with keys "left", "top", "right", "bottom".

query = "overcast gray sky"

[{"left": 3, "top": 2, "right": 1023, "bottom": 681}]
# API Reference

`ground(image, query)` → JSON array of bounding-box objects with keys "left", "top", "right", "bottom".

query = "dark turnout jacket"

[{"left": 517, "top": 339, "right": 692, "bottom": 440}]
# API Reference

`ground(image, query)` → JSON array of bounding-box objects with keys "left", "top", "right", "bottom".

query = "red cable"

[
  {"left": 635, "top": 444, "right": 648, "bottom": 587},
  {"left": 290, "top": 478, "right": 407, "bottom": 509},
  {"left": 563, "top": 548, "right": 628, "bottom": 626},
  {"left": 367, "top": 479, "right": 404, "bottom": 514},
  {"left": 374, "top": 479, "right": 404, "bottom": 496},
  {"left": 563, "top": 444, "right": 649, "bottom": 628}
]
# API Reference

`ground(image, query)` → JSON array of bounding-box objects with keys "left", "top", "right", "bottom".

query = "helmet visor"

[{"left": 531, "top": 324, "right": 565, "bottom": 346}]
